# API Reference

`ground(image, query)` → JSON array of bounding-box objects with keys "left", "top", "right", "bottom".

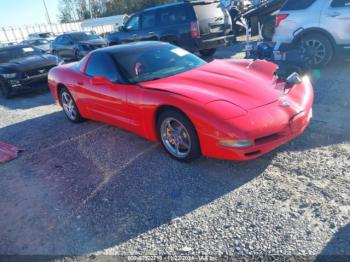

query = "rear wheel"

[
  {"left": 157, "top": 110, "right": 201, "bottom": 162},
  {"left": 59, "top": 87, "right": 84, "bottom": 123},
  {"left": 300, "top": 33, "right": 334, "bottom": 68},
  {"left": 199, "top": 48, "right": 216, "bottom": 57}
]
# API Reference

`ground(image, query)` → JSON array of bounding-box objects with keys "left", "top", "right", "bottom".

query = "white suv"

[{"left": 273, "top": 0, "right": 350, "bottom": 67}]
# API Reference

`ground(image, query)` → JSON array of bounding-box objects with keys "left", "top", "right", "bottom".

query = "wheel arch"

[
  {"left": 56, "top": 83, "right": 67, "bottom": 106},
  {"left": 159, "top": 34, "right": 178, "bottom": 45},
  {"left": 154, "top": 105, "right": 199, "bottom": 141},
  {"left": 293, "top": 28, "right": 337, "bottom": 50},
  {"left": 155, "top": 105, "right": 192, "bottom": 128}
]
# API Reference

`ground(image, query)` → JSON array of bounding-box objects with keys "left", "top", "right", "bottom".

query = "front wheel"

[
  {"left": 157, "top": 110, "right": 201, "bottom": 162},
  {"left": 59, "top": 88, "right": 84, "bottom": 123},
  {"left": 199, "top": 48, "right": 216, "bottom": 57}
]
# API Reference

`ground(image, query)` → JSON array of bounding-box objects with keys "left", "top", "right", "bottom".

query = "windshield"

[
  {"left": 0, "top": 46, "right": 43, "bottom": 63},
  {"left": 112, "top": 45, "right": 206, "bottom": 83},
  {"left": 88, "top": 34, "right": 100, "bottom": 40},
  {"left": 70, "top": 33, "right": 100, "bottom": 42},
  {"left": 39, "top": 33, "right": 54, "bottom": 38},
  {"left": 70, "top": 33, "right": 90, "bottom": 41}
]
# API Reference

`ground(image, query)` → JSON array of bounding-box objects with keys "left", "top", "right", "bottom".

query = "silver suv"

[{"left": 273, "top": 0, "right": 350, "bottom": 67}]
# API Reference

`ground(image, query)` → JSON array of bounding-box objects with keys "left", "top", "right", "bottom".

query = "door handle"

[
  {"left": 132, "top": 34, "right": 138, "bottom": 38},
  {"left": 148, "top": 32, "right": 155, "bottom": 35},
  {"left": 328, "top": 11, "right": 341, "bottom": 17},
  {"left": 77, "top": 81, "right": 83, "bottom": 85}
]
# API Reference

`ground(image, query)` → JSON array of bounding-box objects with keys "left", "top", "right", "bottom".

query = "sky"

[{"left": 0, "top": 0, "right": 60, "bottom": 27}]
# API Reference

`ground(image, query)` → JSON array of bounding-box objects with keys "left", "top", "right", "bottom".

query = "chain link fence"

[{"left": 0, "top": 22, "right": 114, "bottom": 44}]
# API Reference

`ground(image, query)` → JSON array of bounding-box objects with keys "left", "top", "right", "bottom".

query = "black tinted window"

[
  {"left": 331, "top": 0, "right": 350, "bottom": 7},
  {"left": 160, "top": 6, "right": 194, "bottom": 26},
  {"left": 281, "top": 0, "right": 317, "bottom": 10},
  {"left": 86, "top": 53, "right": 120, "bottom": 82},
  {"left": 126, "top": 15, "right": 139, "bottom": 31},
  {"left": 112, "top": 44, "right": 206, "bottom": 83},
  {"left": 54, "top": 36, "right": 63, "bottom": 44},
  {"left": 142, "top": 12, "right": 157, "bottom": 29},
  {"left": 61, "top": 36, "right": 72, "bottom": 45}
]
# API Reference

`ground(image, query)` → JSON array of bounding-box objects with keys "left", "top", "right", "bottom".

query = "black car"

[
  {"left": 107, "top": 1, "right": 235, "bottom": 57},
  {"left": 0, "top": 45, "right": 61, "bottom": 98},
  {"left": 51, "top": 32, "right": 108, "bottom": 60}
]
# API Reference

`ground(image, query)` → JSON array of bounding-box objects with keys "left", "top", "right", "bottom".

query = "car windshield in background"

[
  {"left": 112, "top": 45, "right": 207, "bottom": 83},
  {"left": 87, "top": 34, "right": 100, "bottom": 40},
  {"left": 0, "top": 47, "right": 42, "bottom": 63},
  {"left": 70, "top": 33, "right": 90, "bottom": 42},
  {"left": 39, "top": 33, "right": 54, "bottom": 38}
]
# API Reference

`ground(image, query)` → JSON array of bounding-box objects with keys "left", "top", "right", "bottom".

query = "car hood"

[
  {"left": 79, "top": 39, "right": 107, "bottom": 46},
  {"left": 140, "top": 59, "right": 282, "bottom": 110},
  {"left": 0, "top": 54, "right": 58, "bottom": 72}
]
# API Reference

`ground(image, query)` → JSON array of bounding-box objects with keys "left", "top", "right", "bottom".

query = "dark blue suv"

[{"left": 107, "top": 1, "right": 235, "bottom": 57}]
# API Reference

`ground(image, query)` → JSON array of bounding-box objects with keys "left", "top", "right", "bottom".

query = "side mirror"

[{"left": 90, "top": 76, "right": 112, "bottom": 86}]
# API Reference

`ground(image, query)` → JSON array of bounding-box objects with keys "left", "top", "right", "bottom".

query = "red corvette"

[{"left": 48, "top": 41, "right": 313, "bottom": 162}]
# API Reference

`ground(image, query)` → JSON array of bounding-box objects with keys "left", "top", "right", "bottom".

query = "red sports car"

[{"left": 48, "top": 41, "right": 313, "bottom": 162}]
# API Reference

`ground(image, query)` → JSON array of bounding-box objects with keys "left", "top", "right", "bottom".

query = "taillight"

[
  {"left": 275, "top": 14, "right": 289, "bottom": 27},
  {"left": 191, "top": 21, "right": 199, "bottom": 38}
]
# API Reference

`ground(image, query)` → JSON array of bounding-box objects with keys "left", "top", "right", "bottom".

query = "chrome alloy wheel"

[
  {"left": 160, "top": 117, "right": 192, "bottom": 158},
  {"left": 61, "top": 91, "right": 78, "bottom": 121},
  {"left": 303, "top": 39, "right": 326, "bottom": 66}
]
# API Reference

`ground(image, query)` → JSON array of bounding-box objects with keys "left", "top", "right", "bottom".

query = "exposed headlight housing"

[
  {"left": 219, "top": 139, "right": 253, "bottom": 149},
  {"left": 80, "top": 44, "right": 92, "bottom": 51},
  {"left": 0, "top": 73, "right": 17, "bottom": 79}
]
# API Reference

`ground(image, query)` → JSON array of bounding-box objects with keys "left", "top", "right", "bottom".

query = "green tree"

[{"left": 58, "top": 0, "right": 176, "bottom": 23}]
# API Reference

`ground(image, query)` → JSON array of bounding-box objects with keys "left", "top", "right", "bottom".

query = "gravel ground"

[{"left": 0, "top": 42, "right": 349, "bottom": 259}]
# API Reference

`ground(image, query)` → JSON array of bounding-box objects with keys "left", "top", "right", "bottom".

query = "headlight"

[
  {"left": 80, "top": 44, "right": 92, "bottom": 51},
  {"left": 0, "top": 73, "right": 17, "bottom": 79},
  {"left": 219, "top": 139, "right": 253, "bottom": 148}
]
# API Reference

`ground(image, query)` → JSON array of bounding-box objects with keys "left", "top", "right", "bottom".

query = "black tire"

[
  {"left": 261, "top": 19, "right": 275, "bottom": 41},
  {"left": 157, "top": 110, "right": 201, "bottom": 162},
  {"left": 199, "top": 48, "right": 217, "bottom": 57},
  {"left": 59, "top": 87, "right": 84, "bottom": 123},
  {"left": 0, "top": 80, "right": 11, "bottom": 99},
  {"left": 299, "top": 33, "right": 334, "bottom": 68}
]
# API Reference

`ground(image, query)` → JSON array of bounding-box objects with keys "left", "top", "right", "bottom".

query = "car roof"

[
  {"left": 94, "top": 41, "right": 169, "bottom": 56},
  {"left": 144, "top": 1, "right": 187, "bottom": 12},
  {"left": 61, "top": 32, "right": 86, "bottom": 37}
]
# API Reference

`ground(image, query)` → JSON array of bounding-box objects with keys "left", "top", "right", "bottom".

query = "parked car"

[
  {"left": 20, "top": 38, "right": 51, "bottom": 53},
  {"left": 107, "top": 1, "right": 235, "bottom": 57},
  {"left": 48, "top": 41, "right": 314, "bottom": 162},
  {"left": 273, "top": 0, "right": 350, "bottom": 67},
  {"left": 0, "top": 45, "right": 63, "bottom": 98},
  {"left": 51, "top": 32, "right": 108, "bottom": 60},
  {"left": 28, "top": 32, "right": 56, "bottom": 41}
]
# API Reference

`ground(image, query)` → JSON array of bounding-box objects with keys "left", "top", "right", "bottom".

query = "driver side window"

[
  {"left": 86, "top": 53, "right": 121, "bottom": 83},
  {"left": 331, "top": 0, "right": 350, "bottom": 7},
  {"left": 126, "top": 15, "right": 140, "bottom": 32}
]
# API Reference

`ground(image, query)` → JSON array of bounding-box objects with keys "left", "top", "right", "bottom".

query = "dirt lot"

[{"left": 0, "top": 43, "right": 349, "bottom": 258}]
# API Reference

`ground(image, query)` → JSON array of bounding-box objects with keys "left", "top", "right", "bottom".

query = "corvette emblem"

[{"left": 39, "top": 69, "right": 46, "bottom": 74}]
